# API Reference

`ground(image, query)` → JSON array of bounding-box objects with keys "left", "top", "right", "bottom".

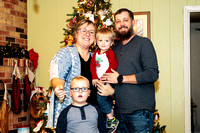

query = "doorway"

[
  {"left": 184, "top": 6, "right": 200, "bottom": 133},
  {"left": 190, "top": 12, "right": 200, "bottom": 133}
]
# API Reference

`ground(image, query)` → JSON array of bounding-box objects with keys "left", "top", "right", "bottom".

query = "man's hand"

[{"left": 100, "top": 69, "right": 119, "bottom": 84}]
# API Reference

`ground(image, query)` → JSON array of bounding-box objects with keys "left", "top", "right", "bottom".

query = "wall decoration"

[{"left": 133, "top": 12, "right": 151, "bottom": 39}]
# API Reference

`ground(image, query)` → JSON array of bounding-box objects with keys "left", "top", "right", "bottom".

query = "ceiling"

[{"left": 190, "top": 12, "right": 200, "bottom": 23}]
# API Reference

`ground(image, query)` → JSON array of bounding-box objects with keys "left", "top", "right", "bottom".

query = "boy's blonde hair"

[
  {"left": 70, "top": 76, "right": 90, "bottom": 88},
  {"left": 96, "top": 27, "right": 115, "bottom": 42}
]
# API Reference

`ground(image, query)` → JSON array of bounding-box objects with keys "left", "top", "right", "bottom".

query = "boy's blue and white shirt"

[{"left": 47, "top": 44, "right": 81, "bottom": 127}]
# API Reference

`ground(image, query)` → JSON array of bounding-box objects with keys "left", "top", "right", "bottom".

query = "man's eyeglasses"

[
  {"left": 70, "top": 87, "right": 89, "bottom": 92},
  {"left": 78, "top": 28, "right": 95, "bottom": 36}
]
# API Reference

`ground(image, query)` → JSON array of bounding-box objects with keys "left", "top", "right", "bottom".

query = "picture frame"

[{"left": 133, "top": 12, "right": 151, "bottom": 39}]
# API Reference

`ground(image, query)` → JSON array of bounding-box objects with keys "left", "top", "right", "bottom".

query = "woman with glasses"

[{"left": 48, "top": 19, "right": 98, "bottom": 128}]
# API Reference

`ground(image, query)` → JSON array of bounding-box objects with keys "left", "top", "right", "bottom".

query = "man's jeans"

[{"left": 115, "top": 110, "right": 154, "bottom": 133}]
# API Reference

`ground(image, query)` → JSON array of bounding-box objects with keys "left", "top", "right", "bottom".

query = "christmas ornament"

[
  {"left": 78, "top": 8, "right": 84, "bottom": 17},
  {"left": 78, "top": 0, "right": 86, "bottom": 4},
  {"left": 104, "top": 9, "right": 111, "bottom": 14},
  {"left": 89, "top": 14, "right": 94, "bottom": 22},
  {"left": 105, "top": 19, "right": 112, "bottom": 26},
  {"left": 84, "top": 11, "right": 92, "bottom": 18},
  {"left": 97, "top": 10, "right": 105, "bottom": 20},
  {"left": 104, "top": 0, "right": 110, "bottom": 2},
  {"left": 86, "top": 0, "right": 95, "bottom": 8},
  {"left": 64, "top": 39, "right": 68, "bottom": 44},
  {"left": 68, "top": 35, "right": 74, "bottom": 46},
  {"left": 97, "top": 10, "right": 104, "bottom": 16},
  {"left": 68, "top": 16, "right": 77, "bottom": 27}
]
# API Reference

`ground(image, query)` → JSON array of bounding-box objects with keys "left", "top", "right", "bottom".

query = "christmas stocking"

[
  {"left": 23, "top": 60, "right": 32, "bottom": 112},
  {"left": 11, "top": 59, "right": 21, "bottom": 114},
  {"left": 23, "top": 75, "right": 31, "bottom": 112}
]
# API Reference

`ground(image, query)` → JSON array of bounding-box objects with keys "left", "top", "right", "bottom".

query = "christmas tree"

[{"left": 61, "top": 0, "right": 114, "bottom": 47}]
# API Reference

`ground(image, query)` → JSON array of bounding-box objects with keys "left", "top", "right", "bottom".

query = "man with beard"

[{"left": 97, "top": 8, "right": 159, "bottom": 133}]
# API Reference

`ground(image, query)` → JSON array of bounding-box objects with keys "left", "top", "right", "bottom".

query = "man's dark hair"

[{"left": 114, "top": 8, "right": 134, "bottom": 20}]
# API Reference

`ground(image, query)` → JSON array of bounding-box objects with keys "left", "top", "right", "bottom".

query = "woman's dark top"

[{"left": 79, "top": 54, "right": 98, "bottom": 106}]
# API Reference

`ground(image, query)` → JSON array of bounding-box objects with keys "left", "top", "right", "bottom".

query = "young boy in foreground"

[{"left": 56, "top": 76, "right": 106, "bottom": 133}]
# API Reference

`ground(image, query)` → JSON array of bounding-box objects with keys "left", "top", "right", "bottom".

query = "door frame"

[{"left": 184, "top": 6, "right": 200, "bottom": 133}]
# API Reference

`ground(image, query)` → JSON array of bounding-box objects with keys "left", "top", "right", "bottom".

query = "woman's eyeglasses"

[
  {"left": 78, "top": 28, "right": 95, "bottom": 36},
  {"left": 70, "top": 87, "right": 89, "bottom": 92}
]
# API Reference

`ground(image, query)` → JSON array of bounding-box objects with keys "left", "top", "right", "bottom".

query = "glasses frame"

[
  {"left": 78, "top": 28, "right": 95, "bottom": 36},
  {"left": 70, "top": 87, "right": 90, "bottom": 92}
]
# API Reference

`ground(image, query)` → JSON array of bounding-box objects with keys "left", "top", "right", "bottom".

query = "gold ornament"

[
  {"left": 104, "top": 0, "right": 110, "bottom": 2},
  {"left": 79, "top": 8, "right": 85, "bottom": 17},
  {"left": 68, "top": 35, "right": 73, "bottom": 46}
]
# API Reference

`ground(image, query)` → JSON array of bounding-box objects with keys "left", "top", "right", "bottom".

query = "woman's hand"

[
  {"left": 51, "top": 77, "right": 66, "bottom": 102},
  {"left": 96, "top": 81, "right": 114, "bottom": 96},
  {"left": 54, "top": 85, "right": 66, "bottom": 101}
]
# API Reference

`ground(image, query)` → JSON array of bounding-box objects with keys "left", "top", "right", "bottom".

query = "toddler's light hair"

[{"left": 96, "top": 27, "right": 115, "bottom": 42}]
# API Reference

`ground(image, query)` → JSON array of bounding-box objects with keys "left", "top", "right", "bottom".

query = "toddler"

[{"left": 90, "top": 27, "right": 119, "bottom": 133}]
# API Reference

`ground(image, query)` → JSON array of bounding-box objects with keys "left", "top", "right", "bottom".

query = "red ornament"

[
  {"left": 69, "top": 17, "right": 77, "bottom": 27},
  {"left": 64, "top": 39, "right": 68, "bottom": 44},
  {"left": 69, "top": 20, "right": 73, "bottom": 27}
]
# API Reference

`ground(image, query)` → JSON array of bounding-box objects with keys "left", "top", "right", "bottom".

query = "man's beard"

[{"left": 115, "top": 26, "right": 134, "bottom": 41}]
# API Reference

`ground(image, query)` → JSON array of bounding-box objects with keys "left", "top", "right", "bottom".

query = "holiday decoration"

[
  {"left": 11, "top": 59, "right": 22, "bottom": 114},
  {"left": 61, "top": 0, "right": 114, "bottom": 47},
  {"left": 78, "top": 8, "right": 85, "bottom": 17},
  {"left": 29, "top": 87, "right": 53, "bottom": 132},
  {"left": 0, "top": 81, "right": 10, "bottom": 133},
  {"left": 29, "top": 48, "right": 39, "bottom": 69},
  {"left": 0, "top": 42, "right": 39, "bottom": 70},
  {"left": 23, "top": 60, "right": 32, "bottom": 112},
  {"left": 0, "top": 42, "right": 29, "bottom": 58},
  {"left": 152, "top": 110, "right": 166, "bottom": 133},
  {"left": 30, "top": 87, "right": 47, "bottom": 132}
]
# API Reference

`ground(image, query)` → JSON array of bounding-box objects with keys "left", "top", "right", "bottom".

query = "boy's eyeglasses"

[
  {"left": 70, "top": 87, "right": 89, "bottom": 92},
  {"left": 78, "top": 28, "right": 95, "bottom": 36}
]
